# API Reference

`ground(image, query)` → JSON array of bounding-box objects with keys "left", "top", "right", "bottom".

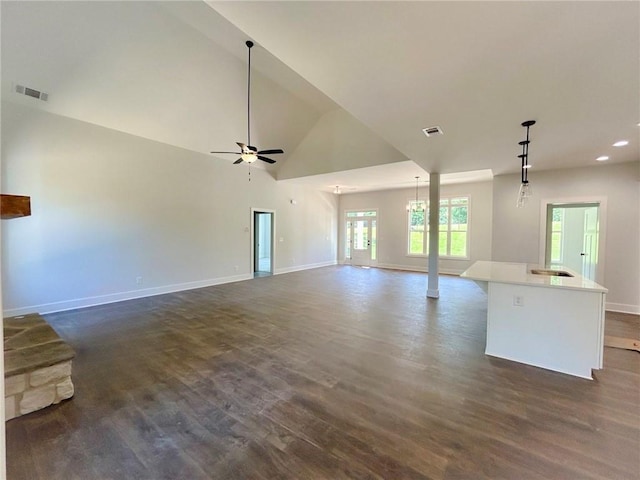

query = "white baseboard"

[
  {"left": 3, "top": 261, "right": 339, "bottom": 317},
  {"left": 3, "top": 273, "right": 253, "bottom": 317},
  {"left": 605, "top": 302, "right": 640, "bottom": 315},
  {"left": 274, "top": 260, "right": 337, "bottom": 275},
  {"left": 9, "top": 260, "right": 631, "bottom": 318},
  {"left": 376, "top": 263, "right": 462, "bottom": 276}
]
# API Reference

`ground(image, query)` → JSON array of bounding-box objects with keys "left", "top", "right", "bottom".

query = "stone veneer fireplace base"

[{"left": 4, "top": 314, "right": 75, "bottom": 420}]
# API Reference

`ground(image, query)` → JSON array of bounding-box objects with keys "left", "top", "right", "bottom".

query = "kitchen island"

[{"left": 461, "top": 261, "right": 607, "bottom": 379}]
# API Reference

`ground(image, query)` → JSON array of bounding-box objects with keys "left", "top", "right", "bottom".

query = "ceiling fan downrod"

[{"left": 246, "top": 40, "right": 253, "bottom": 150}]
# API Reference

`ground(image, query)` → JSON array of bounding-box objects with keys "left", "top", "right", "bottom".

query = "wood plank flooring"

[{"left": 6, "top": 266, "right": 640, "bottom": 479}]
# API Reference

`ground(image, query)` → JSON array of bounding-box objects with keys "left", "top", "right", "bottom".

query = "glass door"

[{"left": 345, "top": 211, "right": 377, "bottom": 267}]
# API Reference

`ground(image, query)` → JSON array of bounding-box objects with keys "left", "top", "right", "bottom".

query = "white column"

[{"left": 427, "top": 172, "right": 440, "bottom": 298}]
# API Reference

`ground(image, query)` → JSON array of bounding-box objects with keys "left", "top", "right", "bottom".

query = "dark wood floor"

[{"left": 6, "top": 266, "right": 640, "bottom": 479}]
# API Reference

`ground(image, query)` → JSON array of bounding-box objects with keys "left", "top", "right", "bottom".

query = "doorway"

[
  {"left": 252, "top": 210, "right": 274, "bottom": 277},
  {"left": 544, "top": 202, "right": 602, "bottom": 281},
  {"left": 345, "top": 210, "right": 377, "bottom": 267}
]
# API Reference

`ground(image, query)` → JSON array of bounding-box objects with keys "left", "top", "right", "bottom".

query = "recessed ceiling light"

[
  {"left": 612, "top": 140, "right": 629, "bottom": 147},
  {"left": 596, "top": 155, "right": 609, "bottom": 162}
]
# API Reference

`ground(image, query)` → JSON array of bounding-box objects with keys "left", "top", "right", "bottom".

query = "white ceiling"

[
  {"left": 2, "top": 1, "right": 638, "bottom": 193},
  {"left": 211, "top": 1, "right": 639, "bottom": 177}
]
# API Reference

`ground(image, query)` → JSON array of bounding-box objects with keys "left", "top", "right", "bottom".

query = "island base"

[{"left": 486, "top": 282, "right": 605, "bottom": 379}]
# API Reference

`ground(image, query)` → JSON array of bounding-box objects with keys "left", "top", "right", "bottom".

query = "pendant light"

[
  {"left": 409, "top": 176, "right": 424, "bottom": 212},
  {"left": 516, "top": 120, "right": 536, "bottom": 208}
]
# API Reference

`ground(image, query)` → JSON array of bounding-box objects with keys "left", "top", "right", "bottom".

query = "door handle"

[{"left": 580, "top": 253, "right": 586, "bottom": 256}]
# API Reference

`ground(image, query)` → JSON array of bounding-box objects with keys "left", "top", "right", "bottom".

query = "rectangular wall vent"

[
  {"left": 15, "top": 84, "right": 48, "bottom": 102},
  {"left": 422, "top": 126, "right": 444, "bottom": 137}
]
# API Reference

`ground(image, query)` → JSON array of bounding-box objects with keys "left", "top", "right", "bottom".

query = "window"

[
  {"left": 408, "top": 203, "right": 426, "bottom": 255},
  {"left": 550, "top": 208, "right": 564, "bottom": 263},
  {"left": 407, "top": 196, "right": 469, "bottom": 258},
  {"left": 346, "top": 210, "right": 377, "bottom": 217}
]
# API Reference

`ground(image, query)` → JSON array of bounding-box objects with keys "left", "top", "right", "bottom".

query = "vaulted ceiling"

[{"left": 2, "top": 1, "right": 638, "bottom": 191}]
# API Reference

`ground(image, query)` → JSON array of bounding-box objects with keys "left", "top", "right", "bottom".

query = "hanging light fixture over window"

[
  {"left": 407, "top": 176, "right": 424, "bottom": 212},
  {"left": 516, "top": 120, "right": 536, "bottom": 208},
  {"left": 334, "top": 185, "right": 341, "bottom": 195}
]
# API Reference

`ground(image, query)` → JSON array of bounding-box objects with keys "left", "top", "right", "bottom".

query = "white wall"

[
  {"left": 338, "top": 181, "right": 493, "bottom": 274},
  {"left": 1, "top": 102, "right": 338, "bottom": 316},
  {"left": 492, "top": 162, "right": 640, "bottom": 313}
]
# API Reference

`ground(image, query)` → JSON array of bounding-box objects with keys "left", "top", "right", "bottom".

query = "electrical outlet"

[
  {"left": 136, "top": 276, "right": 143, "bottom": 285},
  {"left": 234, "top": 266, "right": 239, "bottom": 272},
  {"left": 513, "top": 295, "right": 524, "bottom": 307}
]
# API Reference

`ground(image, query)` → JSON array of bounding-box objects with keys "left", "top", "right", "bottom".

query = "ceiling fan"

[{"left": 210, "top": 41, "right": 284, "bottom": 165}]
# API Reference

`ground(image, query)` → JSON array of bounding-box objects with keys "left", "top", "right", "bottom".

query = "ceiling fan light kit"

[
  {"left": 241, "top": 151, "right": 257, "bottom": 164},
  {"left": 210, "top": 41, "right": 284, "bottom": 166}
]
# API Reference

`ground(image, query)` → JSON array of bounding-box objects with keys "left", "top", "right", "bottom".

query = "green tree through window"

[{"left": 407, "top": 197, "right": 469, "bottom": 258}]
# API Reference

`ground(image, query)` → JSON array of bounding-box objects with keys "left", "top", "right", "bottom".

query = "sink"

[{"left": 530, "top": 268, "right": 574, "bottom": 277}]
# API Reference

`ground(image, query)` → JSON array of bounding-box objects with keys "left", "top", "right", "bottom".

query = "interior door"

[
  {"left": 582, "top": 206, "right": 599, "bottom": 281},
  {"left": 546, "top": 203, "right": 599, "bottom": 280}
]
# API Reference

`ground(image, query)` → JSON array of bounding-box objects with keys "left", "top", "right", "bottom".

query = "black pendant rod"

[
  {"left": 524, "top": 123, "right": 530, "bottom": 183},
  {"left": 519, "top": 120, "right": 536, "bottom": 184}
]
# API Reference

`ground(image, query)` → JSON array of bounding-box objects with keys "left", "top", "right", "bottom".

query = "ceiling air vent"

[
  {"left": 15, "top": 84, "right": 48, "bottom": 102},
  {"left": 422, "top": 126, "right": 443, "bottom": 137}
]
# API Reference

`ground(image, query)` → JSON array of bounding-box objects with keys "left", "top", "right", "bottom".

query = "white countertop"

[{"left": 460, "top": 261, "right": 608, "bottom": 293}]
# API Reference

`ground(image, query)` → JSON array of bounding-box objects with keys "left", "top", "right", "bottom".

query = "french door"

[{"left": 345, "top": 211, "right": 377, "bottom": 267}]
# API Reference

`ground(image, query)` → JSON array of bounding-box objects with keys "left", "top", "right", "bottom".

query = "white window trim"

[
  {"left": 344, "top": 209, "right": 379, "bottom": 265},
  {"left": 406, "top": 195, "right": 471, "bottom": 260},
  {"left": 538, "top": 196, "right": 607, "bottom": 284},
  {"left": 406, "top": 198, "right": 428, "bottom": 257}
]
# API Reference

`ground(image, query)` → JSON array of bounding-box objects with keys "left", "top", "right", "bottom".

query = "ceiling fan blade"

[
  {"left": 248, "top": 145, "right": 258, "bottom": 153},
  {"left": 233, "top": 158, "right": 244, "bottom": 164},
  {"left": 257, "top": 149, "right": 284, "bottom": 155},
  {"left": 257, "top": 155, "right": 276, "bottom": 164},
  {"left": 236, "top": 142, "right": 248, "bottom": 151},
  {"left": 210, "top": 151, "right": 241, "bottom": 154}
]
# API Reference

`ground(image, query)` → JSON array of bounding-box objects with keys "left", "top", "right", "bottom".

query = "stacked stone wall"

[
  {"left": 5, "top": 361, "right": 74, "bottom": 420},
  {"left": 4, "top": 314, "right": 75, "bottom": 421}
]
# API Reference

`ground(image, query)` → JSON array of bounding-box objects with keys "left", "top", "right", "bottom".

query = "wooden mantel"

[{"left": 1, "top": 194, "right": 31, "bottom": 219}]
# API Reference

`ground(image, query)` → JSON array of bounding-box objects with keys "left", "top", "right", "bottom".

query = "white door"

[
  {"left": 345, "top": 211, "right": 377, "bottom": 266},
  {"left": 546, "top": 203, "right": 599, "bottom": 280},
  {"left": 582, "top": 207, "right": 599, "bottom": 281},
  {"left": 351, "top": 218, "right": 371, "bottom": 266}
]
